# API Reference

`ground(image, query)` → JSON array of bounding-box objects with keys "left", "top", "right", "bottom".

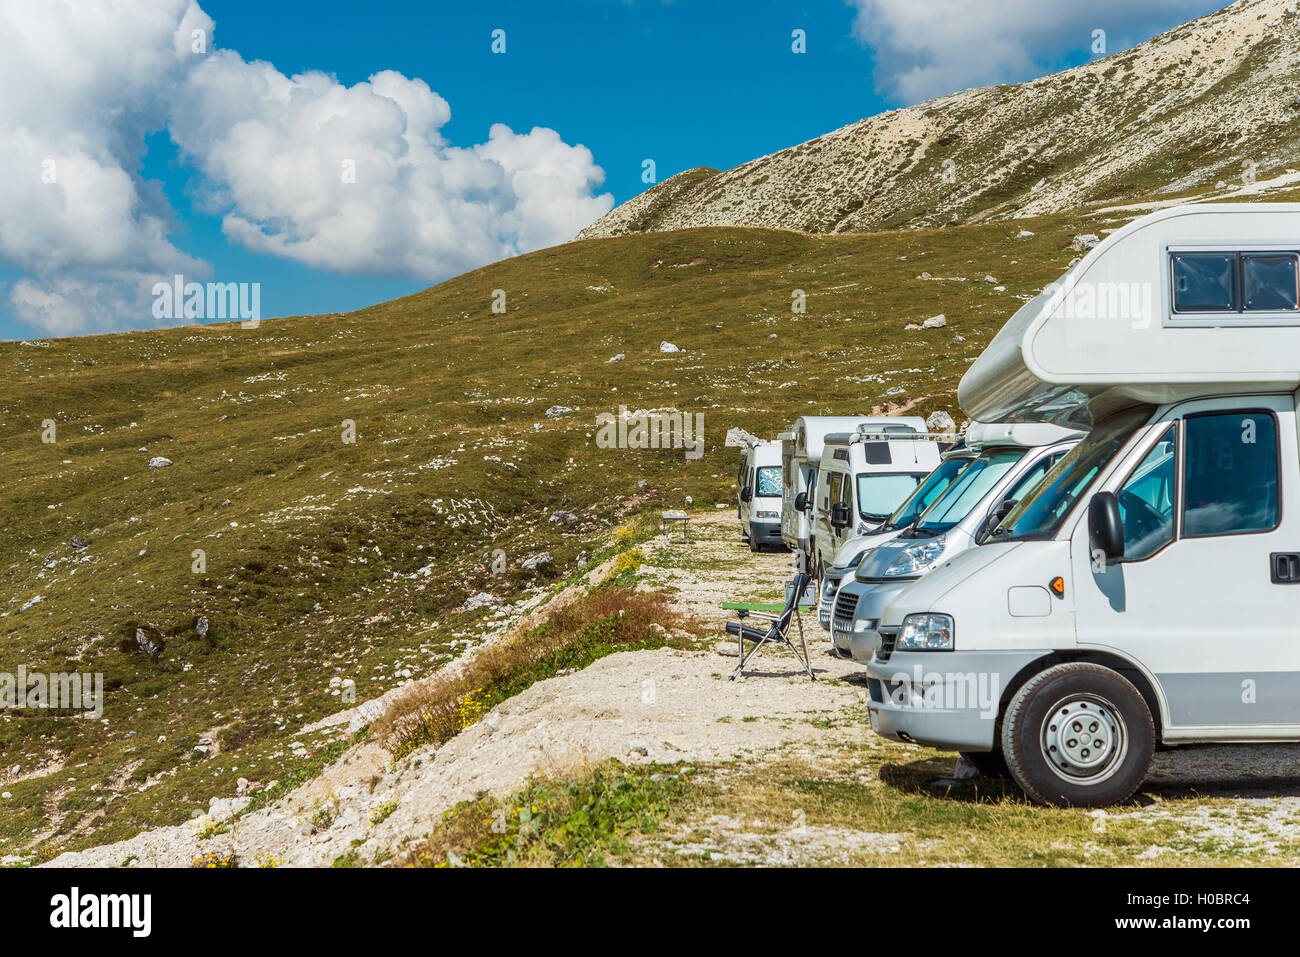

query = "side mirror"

[
  {"left": 831, "top": 502, "right": 851, "bottom": 529},
  {"left": 1088, "top": 491, "right": 1124, "bottom": 566},
  {"left": 975, "top": 498, "right": 1018, "bottom": 545},
  {"left": 794, "top": 492, "right": 808, "bottom": 512},
  {"left": 741, "top": 487, "right": 752, "bottom": 503}
]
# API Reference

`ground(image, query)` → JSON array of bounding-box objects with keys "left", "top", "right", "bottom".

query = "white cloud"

[
  {"left": 169, "top": 56, "right": 613, "bottom": 277},
  {"left": 0, "top": 0, "right": 613, "bottom": 336},
  {"left": 848, "top": 0, "right": 1218, "bottom": 103}
]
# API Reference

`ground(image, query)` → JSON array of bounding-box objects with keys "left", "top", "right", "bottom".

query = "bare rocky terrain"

[{"left": 579, "top": 0, "right": 1300, "bottom": 240}]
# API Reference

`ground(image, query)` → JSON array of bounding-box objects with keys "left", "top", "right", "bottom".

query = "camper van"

[
  {"left": 736, "top": 439, "right": 784, "bottom": 551},
  {"left": 816, "top": 442, "right": 977, "bottom": 630},
  {"left": 810, "top": 420, "right": 943, "bottom": 581},
  {"left": 780, "top": 417, "right": 904, "bottom": 571},
  {"left": 832, "top": 422, "right": 1080, "bottom": 656},
  {"left": 865, "top": 203, "right": 1300, "bottom": 807}
]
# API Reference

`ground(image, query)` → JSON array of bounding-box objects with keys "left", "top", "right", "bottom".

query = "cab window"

[
  {"left": 1183, "top": 412, "right": 1279, "bottom": 536},
  {"left": 1117, "top": 427, "right": 1176, "bottom": 561}
]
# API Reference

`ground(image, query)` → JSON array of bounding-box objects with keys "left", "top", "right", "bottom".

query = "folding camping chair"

[{"left": 725, "top": 572, "right": 815, "bottom": 681}]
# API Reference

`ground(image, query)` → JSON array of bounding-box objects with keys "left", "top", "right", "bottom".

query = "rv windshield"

[
  {"left": 880, "top": 456, "right": 974, "bottom": 530},
  {"left": 991, "top": 407, "right": 1153, "bottom": 542},
  {"left": 755, "top": 466, "right": 782, "bottom": 498},
  {"left": 912, "top": 449, "right": 1022, "bottom": 535},
  {"left": 856, "top": 473, "right": 924, "bottom": 522}
]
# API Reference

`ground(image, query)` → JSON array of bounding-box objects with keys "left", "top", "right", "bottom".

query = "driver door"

[{"left": 1071, "top": 395, "right": 1300, "bottom": 736}]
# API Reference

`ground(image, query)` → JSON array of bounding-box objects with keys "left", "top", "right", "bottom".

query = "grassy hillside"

[{"left": 5, "top": 186, "right": 1292, "bottom": 855}]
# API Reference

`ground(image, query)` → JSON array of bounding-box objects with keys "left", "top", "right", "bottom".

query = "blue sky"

[{"left": 0, "top": 0, "right": 1224, "bottom": 340}]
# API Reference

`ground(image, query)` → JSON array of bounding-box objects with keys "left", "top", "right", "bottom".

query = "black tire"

[
  {"left": 959, "top": 750, "right": 1009, "bottom": 778},
  {"left": 749, "top": 532, "right": 761, "bottom": 553},
  {"left": 1001, "top": 663, "right": 1154, "bottom": 807}
]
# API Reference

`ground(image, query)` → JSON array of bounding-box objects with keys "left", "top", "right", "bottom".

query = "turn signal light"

[{"left": 1049, "top": 576, "right": 1065, "bottom": 597}]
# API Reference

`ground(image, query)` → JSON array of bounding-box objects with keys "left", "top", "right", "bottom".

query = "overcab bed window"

[{"left": 1171, "top": 251, "right": 1300, "bottom": 315}]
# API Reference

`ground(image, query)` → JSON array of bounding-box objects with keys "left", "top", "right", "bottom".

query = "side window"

[
  {"left": 1001, "top": 452, "right": 1060, "bottom": 507},
  {"left": 827, "top": 472, "right": 843, "bottom": 510},
  {"left": 838, "top": 473, "right": 853, "bottom": 508},
  {"left": 1183, "top": 412, "right": 1279, "bottom": 537},
  {"left": 1172, "top": 253, "right": 1236, "bottom": 312},
  {"left": 1242, "top": 254, "right": 1299, "bottom": 312},
  {"left": 1118, "top": 427, "right": 1176, "bottom": 561}
]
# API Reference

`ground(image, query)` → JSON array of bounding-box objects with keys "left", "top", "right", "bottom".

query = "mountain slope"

[{"left": 579, "top": 0, "right": 1300, "bottom": 239}]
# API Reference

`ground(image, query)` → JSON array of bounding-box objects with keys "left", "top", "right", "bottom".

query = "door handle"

[{"left": 1270, "top": 552, "right": 1300, "bottom": 583}]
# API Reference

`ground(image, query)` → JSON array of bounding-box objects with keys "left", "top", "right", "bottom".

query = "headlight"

[
  {"left": 881, "top": 536, "right": 947, "bottom": 578},
  {"left": 896, "top": 613, "right": 955, "bottom": 651},
  {"left": 755, "top": 510, "right": 778, "bottom": 519},
  {"left": 821, "top": 579, "right": 837, "bottom": 598}
]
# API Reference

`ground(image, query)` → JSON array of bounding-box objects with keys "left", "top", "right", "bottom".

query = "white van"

[
  {"left": 811, "top": 420, "right": 943, "bottom": 580},
  {"left": 780, "top": 416, "right": 901, "bottom": 571},
  {"left": 814, "top": 430, "right": 965, "bottom": 630},
  {"left": 736, "top": 439, "right": 784, "bottom": 551},
  {"left": 866, "top": 203, "right": 1300, "bottom": 807},
  {"left": 832, "top": 422, "right": 1080, "bottom": 656}
]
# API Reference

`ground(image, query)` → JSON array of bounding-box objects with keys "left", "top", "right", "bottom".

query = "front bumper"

[
  {"left": 830, "top": 578, "right": 911, "bottom": 662},
  {"left": 749, "top": 520, "right": 784, "bottom": 546},
  {"left": 865, "top": 648, "right": 1047, "bottom": 752},
  {"left": 816, "top": 567, "right": 852, "bottom": 631}
]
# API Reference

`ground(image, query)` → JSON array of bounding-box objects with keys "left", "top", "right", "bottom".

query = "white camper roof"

[
  {"left": 788, "top": 416, "right": 927, "bottom": 460},
  {"left": 959, "top": 203, "right": 1300, "bottom": 427}
]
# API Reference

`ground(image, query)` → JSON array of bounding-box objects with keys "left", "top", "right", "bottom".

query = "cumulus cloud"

[
  {"left": 0, "top": 0, "right": 613, "bottom": 336},
  {"left": 847, "top": 0, "right": 1218, "bottom": 103},
  {"left": 170, "top": 57, "right": 613, "bottom": 277}
]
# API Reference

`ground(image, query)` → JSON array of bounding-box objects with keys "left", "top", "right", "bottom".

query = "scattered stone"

[
  {"left": 607, "top": 353, "right": 625, "bottom": 362},
  {"left": 544, "top": 405, "right": 574, "bottom": 418},
  {"left": 882, "top": 386, "right": 906, "bottom": 397},
  {"left": 1071, "top": 233, "right": 1101, "bottom": 252},
  {"left": 926, "top": 411, "right": 957, "bottom": 432},
  {"left": 983, "top": 275, "right": 998, "bottom": 284},
  {"left": 147, "top": 456, "right": 172, "bottom": 469},
  {"left": 1016, "top": 229, "right": 1035, "bottom": 238},
  {"left": 134, "top": 627, "right": 165, "bottom": 658},
  {"left": 684, "top": 496, "right": 693, "bottom": 507},
  {"left": 195, "top": 616, "right": 209, "bottom": 638},
  {"left": 725, "top": 427, "right": 759, "bottom": 447},
  {"left": 69, "top": 536, "right": 89, "bottom": 551},
  {"left": 921, "top": 314, "right": 947, "bottom": 329},
  {"left": 659, "top": 341, "right": 680, "bottom": 353},
  {"left": 548, "top": 510, "right": 580, "bottom": 527},
  {"left": 521, "top": 552, "right": 553, "bottom": 571},
  {"left": 463, "top": 593, "right": 500, "bottom": 612},
  {"left": 953, "top": 755, "right": 981, "bottom": 780}
]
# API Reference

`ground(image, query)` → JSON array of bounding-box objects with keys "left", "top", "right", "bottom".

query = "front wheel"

[{"left": 1001, "top": 663, "right": 1154, "bottom": 807}]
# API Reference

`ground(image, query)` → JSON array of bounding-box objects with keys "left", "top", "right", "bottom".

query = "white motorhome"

[
  {"left": 865, "top": 203, "right": 1300, "bottom": 807},
  {"left": 815, "top": 447, "right": 975, "bottom": 630},
  {"left": 832, "top": 422, "right": 1080, "bottom": 654},
  {"left": 780, "top": 416, "right": 899, "bottom": 571},
  {"left": 811, "top": 420, "right": 943, "bottom": 580},
  {"left": 736, "top": 439, "right": 784, "bottom": 551}
]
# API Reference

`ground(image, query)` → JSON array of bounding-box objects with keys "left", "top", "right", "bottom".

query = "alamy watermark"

[
  {"left": 886, "top": 665, "right": 1000, "bottom": 718},
  {"left": 1043, "top": 278, "right": 1154, "bottom": 329},
  {"left": 596, "top": 406, "right": 704, "bottom": 461},
  {"left": 152, "top": 274, "right": 261, "bottom": 328},
  {"left": 0, "top": 666, "right": 103, "bottom": 719}
]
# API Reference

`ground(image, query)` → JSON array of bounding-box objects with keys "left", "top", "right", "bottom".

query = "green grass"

[{"left": 403, "top": 761, "right": 696, "bottom": 867}]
